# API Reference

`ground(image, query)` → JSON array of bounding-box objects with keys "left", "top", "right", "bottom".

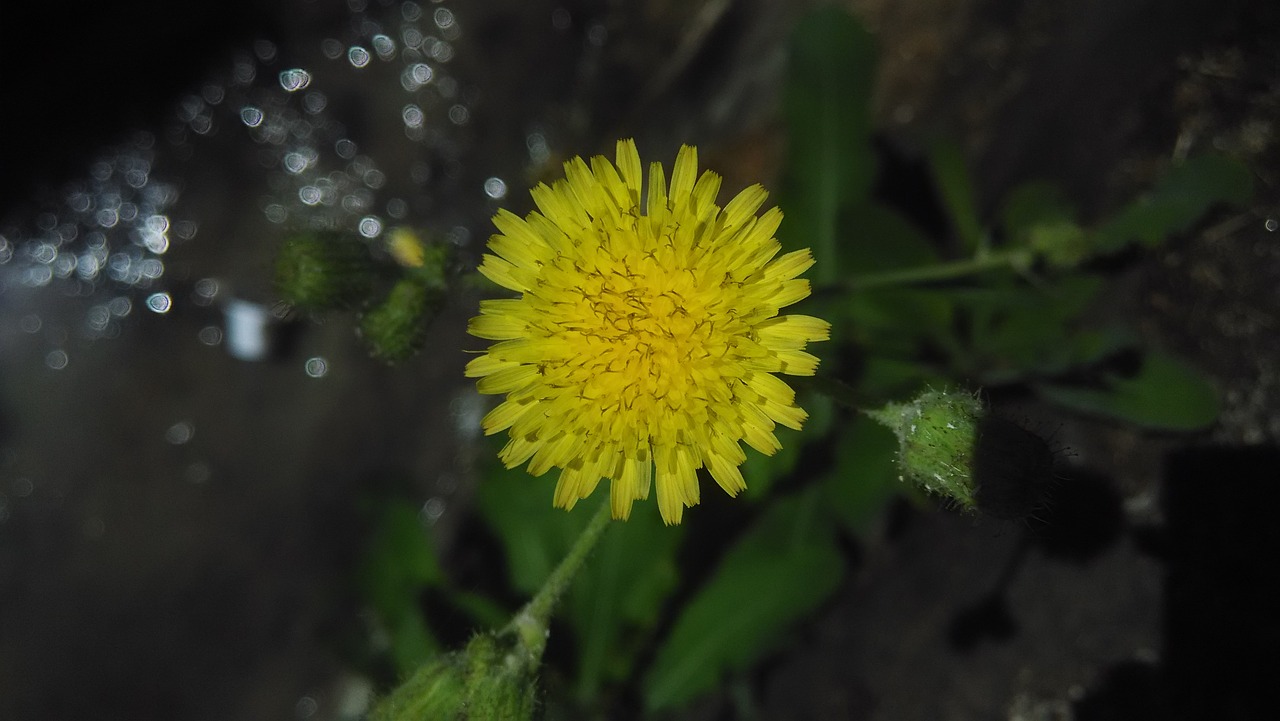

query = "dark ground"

[{"left": 1, "top": 1, "right": 1278, "bottom": 720}]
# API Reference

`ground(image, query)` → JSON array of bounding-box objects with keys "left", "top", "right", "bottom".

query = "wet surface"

[{"left": 2, "top": 1, "right": 1278, "bottom": 719}]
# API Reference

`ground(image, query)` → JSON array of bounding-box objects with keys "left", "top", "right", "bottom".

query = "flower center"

[{"left": 540, "top": 225, "right": 739, "bottom": 424}]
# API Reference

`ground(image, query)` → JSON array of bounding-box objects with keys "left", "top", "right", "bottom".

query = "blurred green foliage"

[{"left": 274, "top": 227, "right": 451, "bottom": 362}]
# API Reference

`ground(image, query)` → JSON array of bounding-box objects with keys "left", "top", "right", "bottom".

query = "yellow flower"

[{"left": 466, "top": 139, "right": 829, "bottom": 525}]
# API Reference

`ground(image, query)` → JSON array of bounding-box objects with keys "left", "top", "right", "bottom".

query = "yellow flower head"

[{"left": 466, "top": 139, "right": 829, "bottom": 525}]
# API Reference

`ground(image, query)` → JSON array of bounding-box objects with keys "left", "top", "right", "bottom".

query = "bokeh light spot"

[
  {"left": 146, "top": 292, "right": 173, "bottom": 314},
  {"left": 357, "top": 216, "right": 383, "bottom": 238},
  {"left": 347, "top": 46, "right": 371, "bottom": 68},
  {"left": 278, "top": 68, "right": 312, "bottom": 92},
  {"left": 483, "top": 177, "right": 507, "bottom": 199},
  {"left": 304, "top": 357, "right": 329, "bottom": 378},
  {"left": 45, "top": 349, "right": 69, "bottom": 370}
]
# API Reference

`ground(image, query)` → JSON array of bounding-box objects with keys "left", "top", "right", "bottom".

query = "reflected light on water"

[
  {"left": 145, "top": 292, "right": 173, "bottom": 314},
  {"left": 303, "top": 92, "right": 327, "bottom": 115},
  {"left": 3, "top": 0, "right": 485, "bottom": 377},
  {"left": 482, "top": 177, "right": 507, "bottom": 200},
  {"left": 347, "top": 45, "right": 371, "bottom": 68},
  {"left": 165, "top": 421, "right": 195, "bottom": 445},
  {"left": 295, "top": 695, "right": 319, "bottom": 719},
  {"left": 304, "top": 357, "right": 329, "bottom": 378},
  {"left": 193, "top": 277, "right": 220, "bottom": 306},
  {"left": 372, "top": 34, "right": 397, "bottom": 61},
  {"left": 11, "top": 477, "right": 33, "bottom": 498},
  {"left": 45, "top": 349, "right": 69, "bottom": 370},
  {"left": 357, "top": 216, "right": 383, "bottom": 238},
  {"left": 450, "top": 391, "right": 484, "bottom": 441},
  {"left": 421, "top": 497, "right": 446, "bottom": 524},
  {"left": 278, "top": 68, "right": 312, "bottom": 92},
  {"left": 198, "top": 325, "right": 224, "bottom": 347}
]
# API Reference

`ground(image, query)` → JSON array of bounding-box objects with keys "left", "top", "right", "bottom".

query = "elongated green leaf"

[
  {"left": 477, "top": 457, "right": 684, "bottom": 702},
  {"left": 568, "top": 498, "right": 683, "bottom": 700},
  {"left": 779, "top": 6, "right": 878, "bottom": 284},
  {"left": 477, "top": 460, "right": 586, "bottom": 594},
  {"left": 952, "top": 276, "right": 1109, "bottom": 378},
  {"left": 644, "top": 490, "right": 843, "bottom": 710},
  {"left": 1093, "top": 154, "right": 1253, "bottom": 253},
  {"left": 820, "top": 416, "right": 901, "bottom": 535},
  {"left": 1035, "top": 351, "right": 1220, "bottom": 431},
  {"left": 839, "top": 201, "right": 941, "bottom": 274},
  {"left": 929, "top": 139, "right": 985, "bottom": 253},
  {"left": 357, "top": 500, "right": 447, "bottom": 674}
]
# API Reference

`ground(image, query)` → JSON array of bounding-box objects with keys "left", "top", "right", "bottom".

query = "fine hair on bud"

[
  {"left": 869, "top": 389, "right": 1054, "bottom": 519},
  {"left": 370, "top": 631, "right": 538, "bottom": 721},
  {"left": 360, "top": 276, "right": 444, "bottom": 362},
  {"left": 274, "top": 230, "right": 377, "bottom": 312}
]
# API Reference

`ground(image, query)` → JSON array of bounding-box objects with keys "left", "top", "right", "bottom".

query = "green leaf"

[
  {"left": 477, "top": 456, "right": 684, "bottom": 702},
  {"left": 1035, "top": 351, "right": 1220, "bottom": 431},
  {"left": 929, "top": 139, "right": 985, "bottom": 253},
  {"left": 950, "top": 276, "right": 1107, "bottom": 378},
  {"left": 779, "top": 6, "right": 878, "bottom": 284},
  {"left": 1001, "top": 181, "right": 1076, "bottom": 238},
  {"left": 839, "top": 201, "right": 942, "bottom": 274},
  {"left": 476, "top": 458, "right": 587, "bottom": 595},
  {"left": 567, "top": 498, "right": 683, "bottom": 700},
  {"left": 385, "top": 613, "right": 439, "bottom": 678},
  {"left": 643, "top": 490, "right": 843, "bottom": 710},
  {"left": 854, "top": 355, "right": 944, "bottom": 400},
  {"left": 446, "top": 590, "right": 513, "bottom": 631},
  {"left": 820, "top": 416, "right": 901, "bottom": 535},
  {"left": 845, "top": 286, "right": 955, "bottom": 353},
  {"left": 1093, "top": 154, "right": 1253, "bottom": 253},
  {"left": 357, "top": 500, "right": 447, "bottom": 674}
]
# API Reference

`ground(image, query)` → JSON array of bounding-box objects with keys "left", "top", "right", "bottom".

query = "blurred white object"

[{"left": 223, "top": 298, "right": 272, "bottom": 361}]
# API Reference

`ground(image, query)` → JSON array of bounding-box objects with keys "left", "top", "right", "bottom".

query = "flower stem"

[
  {"left": 795, "top": 373, "right": 870, "bottom": 413},
  {"left": 843, "top": 250, "right": 1028, "bottom": 292},
  {"left": 504, "top": 500, "right": 612, "bottom": 661}
]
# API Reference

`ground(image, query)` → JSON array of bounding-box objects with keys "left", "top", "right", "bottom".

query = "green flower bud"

[
  {"left": 371, "top": 630, "right": 538, "bottom": 721},
  {"left": 868, "top": 390, "right": 1053, "bottom": 518},
  {"left": 360, "top": 276, "right": 445, "bottom": 362},
  {"left": 275, "top": 231, "right": 376, "bottom": 311},
  {"left": 1029, "top": 219, "right": 1090, "bottom": 268}
]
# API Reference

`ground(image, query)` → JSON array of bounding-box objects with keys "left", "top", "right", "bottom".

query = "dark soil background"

[{"left": 1, "top": 1, "right": 1277, "bottom": 720}]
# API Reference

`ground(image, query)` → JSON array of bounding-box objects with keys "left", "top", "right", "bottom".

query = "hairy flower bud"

[
  {"left": 868, "top": 390, "right": 1053, "bottom": 518},
  {"left": 274, "top": 230, "right": 376, "bottom": 311},
  {"left": 371, "top": 630, "right": 538, "bottom": 721},
  {"left": 360, "top": 276, "right": 444, "bottom": 362}
]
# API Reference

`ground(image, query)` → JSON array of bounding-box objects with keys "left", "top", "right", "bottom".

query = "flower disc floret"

[{"left": 466, "top": 139, "right": 829, "bottom": 525}]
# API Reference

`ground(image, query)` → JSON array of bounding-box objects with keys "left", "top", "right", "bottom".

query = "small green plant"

[
  {"left": 274, "top": 226, "right": 452, "bottom": 362},
  {"left": 297, "top": 7, "right": 1252, "bottom": 718}
]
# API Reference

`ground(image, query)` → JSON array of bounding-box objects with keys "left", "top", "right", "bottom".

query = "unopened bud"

[
  {"left": 868, "top": 390, "right": 1053, "bottom": 518},
  {"left": 275, "top": 230, "right": 376, "bottom": 311},
  {"left": 360, "top": 276, "right": 444, "bottom": 362},
  {"left": 371, "top": 631, "right": 538, "bottom": 721}
]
